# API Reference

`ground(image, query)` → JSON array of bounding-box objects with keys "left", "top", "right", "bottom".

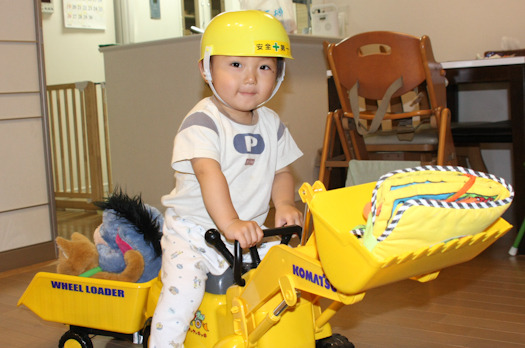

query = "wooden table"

[{"left": 443, "top": 57, "right": 525, "bottom": 253}]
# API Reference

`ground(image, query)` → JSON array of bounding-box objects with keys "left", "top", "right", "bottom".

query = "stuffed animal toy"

[
  {"left": 56, "top": 232, "right": 146, "bottom": 282},
  {"left": 56, "top": 189, "right": 164, "bottom": 283},
  {"left": 56, "top": 232, "right": 99, "bottom": 276}
]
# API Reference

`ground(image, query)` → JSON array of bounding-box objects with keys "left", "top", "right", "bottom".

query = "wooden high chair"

[{"left": 319, "top": 31, "right": 456, "bottom": 188}]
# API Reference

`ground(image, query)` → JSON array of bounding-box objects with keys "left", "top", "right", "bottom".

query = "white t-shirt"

[{"left": 162, "top": 97, "right": 303, "bottom": 231}]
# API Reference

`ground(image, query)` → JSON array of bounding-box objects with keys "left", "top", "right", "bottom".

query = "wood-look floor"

[{"left": 2, "top": 210, "right": 525, "bottom": 347}]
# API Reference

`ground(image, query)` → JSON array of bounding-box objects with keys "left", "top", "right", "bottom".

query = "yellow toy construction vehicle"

[{"left": 18, "top": 173, "right": 512, "bottom": 348}]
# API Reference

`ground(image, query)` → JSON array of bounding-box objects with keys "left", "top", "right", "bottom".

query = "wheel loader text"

[{"left": 50, "top": 281, "right": 125, "bottom": 297}]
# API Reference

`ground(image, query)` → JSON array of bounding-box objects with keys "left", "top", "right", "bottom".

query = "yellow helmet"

[{"left": 200, "top": 10, "right": 293, "bottom": 60}]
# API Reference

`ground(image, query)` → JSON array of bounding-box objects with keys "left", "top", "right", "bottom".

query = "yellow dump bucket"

[
  {"left": 300, "top": 181, "right": 512, "bottom": 295},
  {"left": 17, "top": 272, "right": 154, "bottom": 333}
]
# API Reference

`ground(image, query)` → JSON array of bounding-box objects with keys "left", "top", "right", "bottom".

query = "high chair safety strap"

[{"left": 348, "top": 77, "right": 404, "bottom": 135}]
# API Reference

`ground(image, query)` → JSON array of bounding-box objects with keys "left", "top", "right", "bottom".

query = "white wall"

[
  {"left": 42, "top": 0, "right": 525, "bottom": 83},
  {"left": 42, "top": 0, "right": 242, "bottom": 84},
  {"left": 41, "top": 0, "right": 116, "bottom": 85},
  {"left": 321, "top": 0, "right": 525, "bottom": 62},
  {"left": 43, "top": 1, "right": 525, "bottom": 84}
]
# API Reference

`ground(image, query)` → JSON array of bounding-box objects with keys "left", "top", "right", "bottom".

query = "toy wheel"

[
  {"left": 316, "top": 333, "right": 355, "bottom": 348},
  {"left": 142, "top": 317, "right": 152, "bottom": 348},
  {"left": 58, "top": 330, "right": 93, "bottom": 348}
]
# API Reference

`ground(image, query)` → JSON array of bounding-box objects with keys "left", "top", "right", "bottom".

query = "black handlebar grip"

[
  {"left": 205, "top": 229, "right": 234, "bottom": 267},
  {"left": 249, "top": 246, "right": 261, "bottom": 268},
  {"left": 234, "top": 241, "right": 246, "bottom": 286},
  {"left": 264, "top": 225, "right": 302, "bottom": 239}
]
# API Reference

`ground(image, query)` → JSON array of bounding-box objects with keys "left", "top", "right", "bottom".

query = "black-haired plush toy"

[{"left": 56, "top": 189, "right": 163, "bottom": 283}]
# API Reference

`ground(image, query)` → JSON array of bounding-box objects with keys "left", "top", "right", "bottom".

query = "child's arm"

[
  {"left": 271, "top": 166, "right": 303, "bottom": 227},
  {"left": 191, "top": 157, "right": 263, "bottom": 248}
]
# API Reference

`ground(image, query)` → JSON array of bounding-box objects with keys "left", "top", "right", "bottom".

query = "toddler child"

[{"left": 150, "top": 10, "right": 303, "bottom": 347}]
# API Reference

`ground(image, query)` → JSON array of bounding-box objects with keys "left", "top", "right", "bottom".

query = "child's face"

[{"left": 202, "top": 55, "right": 278, "bottom": 121}]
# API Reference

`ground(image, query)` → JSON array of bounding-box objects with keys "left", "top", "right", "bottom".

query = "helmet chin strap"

[
  {"left": 203, "top": 46, "right": 286, "bottom": 110},
  {"left": 203, "top": 47, "right": 231, "bottom": 108},
  {"left": 263, "top": 60, "right": 285, "bottom": 107}
]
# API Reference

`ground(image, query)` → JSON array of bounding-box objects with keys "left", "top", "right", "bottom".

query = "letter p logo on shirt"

[{"left": 234, "top": 134, "right": 265, "bottom": 154}]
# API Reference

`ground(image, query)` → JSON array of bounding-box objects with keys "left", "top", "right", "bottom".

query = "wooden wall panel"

[
  {"left": 0, "top": 93, "right": 42, "bottom": 120},
  {"left": 0, "top": 206, "right": 52, "bottom": 252},
  {"left": 0, "top": 0, "right": 36, "bottom": 40},
  {"left": 0, "top": 0, "right": 56, "bottom": 271},
  {"left": 0, "top": 42, "right": 40, "bottom": 93},
  {"left": 0, "top": 118, "right": 49, "bottom": 211}
]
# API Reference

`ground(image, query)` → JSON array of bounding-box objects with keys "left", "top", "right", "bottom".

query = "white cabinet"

[{"left": 101, "top": 34, "right": 333, "bottom": 208}]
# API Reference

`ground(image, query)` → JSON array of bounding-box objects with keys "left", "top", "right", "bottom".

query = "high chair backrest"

[
  {"left": 326, "top": 31, "right": 448, "bottom": 122},
  {"left": 318, "top": 32, "right": 456, "bottom": 189}
]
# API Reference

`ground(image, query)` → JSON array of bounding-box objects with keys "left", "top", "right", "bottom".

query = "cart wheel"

[
  {"left": 58, "top": 330, "right": 93, "bottom": 348},
  {"left": 316, "top": 333, "right": 355, "bottom": 348},
  {"left": 142, "top": 317, "right": 152, "bottom": 348}
]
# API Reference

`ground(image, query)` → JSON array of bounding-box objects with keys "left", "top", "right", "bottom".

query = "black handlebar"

[
  {"left": 205, "top": 225, "right": 302, "bottom": 286},
  {"left": 204, "top": 229, "right": 234, "bottom": 266}
]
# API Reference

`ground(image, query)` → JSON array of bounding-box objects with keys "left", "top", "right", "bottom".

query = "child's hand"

[
  {"left": 223, "top": 219, "right": 264, "bottom": 249},
  {"left": 274, "top": 203, "right": 303, "bottom": 228}
]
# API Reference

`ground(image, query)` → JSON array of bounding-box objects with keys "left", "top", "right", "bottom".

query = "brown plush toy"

[
  {"left": 56, "top": 232, "right": 145, "bottom": 283},
  {"left": 55, "top": 189, "right": 163, "bottom": 283}
]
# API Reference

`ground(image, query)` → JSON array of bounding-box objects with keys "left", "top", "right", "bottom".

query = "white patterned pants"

[{"left": 149, "top": 225, "right": 209, "bottom": 348}]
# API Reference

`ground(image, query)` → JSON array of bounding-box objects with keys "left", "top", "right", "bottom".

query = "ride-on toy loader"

[{"left": 18, "top": 172, "right": 513, "bottom": 347}]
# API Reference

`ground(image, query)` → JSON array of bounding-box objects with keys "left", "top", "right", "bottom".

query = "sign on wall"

[{"left": 63, "top": 0, "right": 106, "bottom": 30}]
